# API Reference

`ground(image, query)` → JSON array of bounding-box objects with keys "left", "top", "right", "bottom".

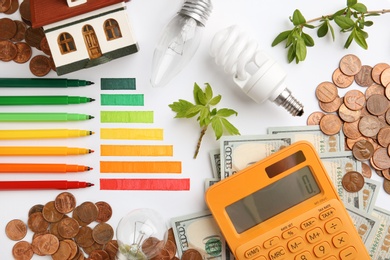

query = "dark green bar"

[
  {"left": 101, "top": 94, "right": 144, "bottom": 106},
  {"left": 101, "top": 78, "right": 136, "bottom": 90}
]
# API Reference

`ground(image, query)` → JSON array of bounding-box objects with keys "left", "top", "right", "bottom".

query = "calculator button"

[
  {"left": 253, "top": 256, "right": 267, "bottom": 260},
  {"left": 313, "top": 241, "right": 331, "bottom": 257},
  {"left": 305, "top": 227, "right": 324, "bottom": 244},
  {"left": 323, "top": 256, "right": 338, "bottom": 260},
  {"left": 244, "top": 245, "right": 261, "bottom": 258},
  {"left": 339, "top": 246, "right": 357, "bottom": 259},
  {"left": 282, "top": 227, "right": 298, "bottom": 239},
  {"left": 319, "top": 208, "right": 336, "bottom": 220},
  {"left": 324, "top": 218, "right": 343, "bottom": 234},
  {"left": 287, "top": 236, "right": 305, "bottom": 253},
  {"left": 263, "top": 236, "right": 280, "bottom": 249},
  {"left": 332, "top": 232, "right": 349, "bottom": 248},
  {"left": 268, "top": 246, "right": 287, "bottom": 260},
  {"left": 300, "top": 217, "right": 316, "bottom": 230},
  {"left": 294, "top": 251, "right": 313, "bottom": 260}
]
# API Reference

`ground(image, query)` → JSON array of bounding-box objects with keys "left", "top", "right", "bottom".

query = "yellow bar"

[
  {"left": 101, "top": 145, "right": 173, "bottom": 156},
  {"left": 0, "top": 146, "right": 93, "bottom": 156},
  {"left": 100, "top": 161, "right": 181, "bottom": 173},
  {"left": 100, "top": 128, "right": 163, "bottom": 140},
  {"left": 0, "top": 129, "right": 93, "bottom": 139}
]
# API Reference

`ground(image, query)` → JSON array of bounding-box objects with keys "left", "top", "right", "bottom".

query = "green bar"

[
  {"left": 0, "top": 96, "right": 95, "bottom": 105},
  {"left": 0, "top": 112, "right": 94, "bottom": 122},
  {"left": 101, "top": 94, "right": 144, "bottom": 106},
  {"left": 100, "top": 111, "right": 154, "bottom": 123},
  {"left": 0, "top": 78, "right": 94, "bottom": 87},
  {"left": 101, "top": 78, "right": 136, "bottom": 90}
]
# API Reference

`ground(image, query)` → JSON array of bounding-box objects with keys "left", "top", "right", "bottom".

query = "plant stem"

[
  {"left": 194, "top": 126, "right": 208, "bottom": 159},
  {"left": 304, "top": 9, "right": 390, "bottom": 24}
]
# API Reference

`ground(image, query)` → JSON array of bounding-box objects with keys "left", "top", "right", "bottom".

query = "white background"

[{"left": 1, "top": 0, "right": 390, "bottom": 258}]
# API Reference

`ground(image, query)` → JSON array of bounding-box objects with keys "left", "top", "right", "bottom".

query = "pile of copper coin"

[
  {"left": 308, "top": 54, "right": 390, "bottom": 194},
  {"left": 0, "top": 0, "right": 55, "bottom": 76},
  {"left": 6, "top": 192, "right": 117, "bottom": 259}
]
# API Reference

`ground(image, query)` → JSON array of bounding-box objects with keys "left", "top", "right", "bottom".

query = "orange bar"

[
  {"left": 0, "top": 163, "right": 92, "bottom": 173},
  {"left": 100, "top": 145, "right": 173, "bottom": 156},
  {"left": 100, "top": 161, "right": 181, "bottom": 173}
]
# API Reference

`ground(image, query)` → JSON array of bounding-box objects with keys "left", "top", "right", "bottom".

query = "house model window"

[
  {"left": 105, "top": 19, "right": 122, "bottom": 40},
  {"left": 67, "top": 0, "right": 87, "bottom": 8},
  {"left": 58, "top": 33, "right": 77, "bottom": 54}
]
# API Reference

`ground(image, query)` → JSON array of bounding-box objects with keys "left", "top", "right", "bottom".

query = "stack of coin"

[
  {"left": 5, "top": 192, "right": 118, "bottom": 259},
  {"left": 0, "top": 0, "right": 55, "bottom": 76},
  {"left": 308, "top": 54, "right": 390, "bottom": 194}
]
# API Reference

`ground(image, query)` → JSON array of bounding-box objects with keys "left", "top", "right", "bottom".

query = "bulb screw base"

[
  {"left": 179, "top": 0, "right": 213, "bottom": 26},
  {"left": 273, "top": 88, "right": 304, "bottom": 117}
]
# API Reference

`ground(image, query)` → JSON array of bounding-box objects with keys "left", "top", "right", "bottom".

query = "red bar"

[{"left": 100, "top": 178, "right": 190, "bottom": 191}]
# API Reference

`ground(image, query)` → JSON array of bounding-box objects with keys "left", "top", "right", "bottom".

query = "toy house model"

[{"left": 30, "top": 0, "right": 139, "bottom": 75}]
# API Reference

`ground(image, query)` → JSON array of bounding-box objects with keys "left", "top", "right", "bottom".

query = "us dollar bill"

[
  {"left": 369, "top": 206, "right": 390, "bottom": 259},
  {"left": 320, "top": 152, "right": 362, "bottom": 209},
  {"left": 209, "top": 149, "right": 221, "bottom": 179},
  {"left": 219, "top": 134, "right": 294, "bottom": 179},
  {"left": 171, "top": 210, "right": 226, "bottom": 259},
  {"left": 267, "top": 125, "right": 345, "bottom": 153},
  {"left": 361, "top": 178, "right": 381, "bottom": 214}
]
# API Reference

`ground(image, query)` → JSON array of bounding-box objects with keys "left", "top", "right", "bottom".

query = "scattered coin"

[
  {"left": 366, "top": 94, "right": 390, "bottom": 116},
  {"left": 5, "top": 219, "right": 27, "bottom": 241},
  {"left": 95, "top": 201, "right": 113, "bottom": 223},
  {"left": 319, "top": 114, "right": 342, "bottom": 136},
  {"left": 306, "top": 111, "right": 325, "bottom": 125},
  {"left": 354, "top": 65, "right": 374, "bottom": 87},
  {"left": 332, "top": 67, "right": 354, "bottom": 88},
  {"left": 12, "top": 240, "right": 34, "bottom": 260},
  {"left": 372, "top": 63, "right": 390, "bottom": 84},
  {"left": 181, "top": 248, "right": 203, "bottom": 260},
  {"left": 339, "top": 54, "right": 362, "bottom": 76},
  {"left": 352, "top": 139, "right": 374, "bottom": 161},
  {"left": 342, "top": 171, "right": 365, "bottom": 192},
  {"left": 315, "top": 81, "right": 338, "bottom": 103},
  {"left": 344, "top": 89, "right": 366, "bottom": 111},
  {"left": 29, "top": 55, "right": 51, "bottom": 77}
]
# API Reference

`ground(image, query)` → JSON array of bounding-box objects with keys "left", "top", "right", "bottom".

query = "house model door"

[{"left": 82, "top": 25, "right": 102, "bottom": 59}]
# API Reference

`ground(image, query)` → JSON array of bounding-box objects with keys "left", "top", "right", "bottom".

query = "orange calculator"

[{"left": 205, "top": 141, "right": 369, "bottom": 260}]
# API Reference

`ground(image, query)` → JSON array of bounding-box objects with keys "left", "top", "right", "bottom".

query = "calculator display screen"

[{"left": 226, "top": 166, "right": 321, "bottom": 234}]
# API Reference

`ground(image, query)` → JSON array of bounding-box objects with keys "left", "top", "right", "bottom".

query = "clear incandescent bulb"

[
  {"left": 116, "top": 208, "right": 168, "bottom": 260},
  {"left": 151, "top": 0, "right": 213, "bottom": 88},
  {"left": 210, "top": 25, "right": 304, "bottom": 116}
]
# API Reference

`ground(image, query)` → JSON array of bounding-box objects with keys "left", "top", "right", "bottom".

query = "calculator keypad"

[{"left": 237, "top": 200, "right": 363, "bottom": 260}]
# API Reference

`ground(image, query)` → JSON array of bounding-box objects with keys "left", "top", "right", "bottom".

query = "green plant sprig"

[
  {"left": 169, "top": 83, "right": 240, "bottom": 159},
  {"left": 272, "top": 0, "right": 390, "bottom": 64}
]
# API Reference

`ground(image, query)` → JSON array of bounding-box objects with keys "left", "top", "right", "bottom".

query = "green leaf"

[
  {"left": 204, "top": 83, "right": 213, "bottom": 102},
  {"left": 211, "top": 117, "right": 223, "bottom": 140},
  {"left": 301, "top": 32, "right": 314, "bottom": 47},
  {"left": 196, "top": 89, "right": 208, "bottom": 106},
  {"left": 354, "top": 28, "right": 368, "bottom": 49},
  {"left": 364, "top": 21, "right": 373, "bottom": 27},
  {"left": 303, "top": 24, "right": 315, "bottom": 29},
  {"left": 329, "top": 23, "right": 335, "bottom": 40},
  {"left": 347, "top": 0, "right": 357, "bottom": 7},
  {"left": 351, "top": 3, "right": 367, "bottom": 13},
  {"left": 344, "top": 31, "right": 354, "bottom": 48},
  {"left": 292, "top": 9, "right": 306, "bottom": 26},
  {"left": 333, "top": 8, "right": 347, "bottom": 18},
  {"left": 169, "top": 99, "right": 195, "bottom": 118},
  {"left": 334, "top": 16, "right": 355, "bottom": 29},
  {"left": 184, "top": 104, "right": 202, "bottom": 118},
  {"left": 271, "top": 30, "right": 291, "bottom": 47},
  {"left": 220, "top": 118, "right": 240, "bottom": 136},
  {"left": 317, "top": 22, "right": 329, "bottom": 37},
  {"left": 287, "top": 45, "right": 296, "bottom": 63},
  {"left": 199, "top": 107, "right": 210, "bottom": 126},
  {"left": 295, "top": 37, "right": 307, "bottom": 61},
  {"left": 209, "top": 95, "right": 221, "bottom": 106},
  {"left": 193, "top": 83, "right": 202, "bottom": 105},
  {"left": 216, "top": 108, "right": 238, "bottom": 117}
]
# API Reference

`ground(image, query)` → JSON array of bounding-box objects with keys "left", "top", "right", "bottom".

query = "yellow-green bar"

[
  {"left": 101, "top": 145, "right": 173, "bottom": 156},
  {"left": 101, "top": 111, "right": 154, "bottom": 123},
  {"left": 100, "top": 161, "right": 182, "bottom": 173},
  {"left": 100, "top": 128, "right": 163, "bottom": 140}
]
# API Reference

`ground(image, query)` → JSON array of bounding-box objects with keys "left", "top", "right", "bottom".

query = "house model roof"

[{"left": 31, "top": 0, "right": 130, "bottom": 28}]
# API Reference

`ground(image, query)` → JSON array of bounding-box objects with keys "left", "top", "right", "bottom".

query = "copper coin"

[
  {"left": 28, "top": 212, "right": 49, "bottom": 233},
  {"left": 42, "top": 200, "right": 64, "bottom": 223},
  {"left": 319, "top": 96, "right": 342, "bottom": 113},
  {"left": 28, "top": 204, "right": 44, "bottom": 216},
  {"left": 342, "top": 171, "right": 365, "bottom": 192},
  {"left": 366, "top": 94, "right": 390, "bottom": 116},
  {"left": 377, "top": 126, "right": 390, "bottom": 147},
  {"left": 164, "top": 240, "right": 177, "bottom": 259},
  {"left": 52, "top": 240, "right": 72, "bottom": 260},
  {"left": 12, "top": 240, "right": 34, "bottom": 260},
  {"left": 339, "top": 54, "right": 362, "bottom": 76},
  {"left": 37, "top": 233, "right": 60, "bottom": 255},
  {"left": 0, "top": 40, "right": 17, "bottom": 61},
  {"left": 386, "top": 85, "right": 390, "bottom": 100},
  {"left": 386, "top": 108, "right": 390, "bottom": 125},
  {"left": 152, "top": 248, "right": 171, "bottom": 260},
  {"left": 332, "top": 67, "right": 354, "bottom": 88},
  {"left": 49, "top": 219, "right": 66, "bottom": 241},
  {"left": 355, "top": 65, "right": 374, "bottom": 87},
  {"left": 0, "top": 17, "right": 17, "bottom": 40},
  {"left": 55, "top": 192, "right": 76, "bottom": 214},
  {"left": 72, "top": 207, "right": 90, "bottom": 227},
  {"left": 372, "top": 63, "right": 390, "bottom": 84},
  {"left": 344, "top": 89, "right": 366, "bottom": 111},
  {"left": 31, "top": 234, "right": 46, "bottom": 256},
  {"left": 89, "top": 249, "right": 110, "bottom": 260},
  {"left": 382, "top": 168, "right": 390, "bottom": 181},
  {"left": 74, "top": 226, "right": 95, "bottom": 248},
  {"left": 383, "top": 179, "right": 390, "bottom": 195},
  {"left": 343, "top": 120, "right": 362, "bottom": 140},
  {"left": 0, "top": 0, "right": 12, "bottom": 12},
  {"left": 95, "top": 201, "right": 112, "bottom": 223},
  {"left": 29, "top": 55, "right": 51, "bottom": 77},
  {"left": 74, "top": 201, "right": 98, "bottom": 224},
  {"left": 63, "top": 239, "right": 78, "bottom": 259},
  {"left": 315, "top": 81, "right": 338, "bottom": 103},
  {"left": 352, "top": 139, "right": 374, "bottom": 161},
  {"left": 4, "top": 0, "right": 19, "bottom": 14},
  {"left": 83, "top": 242, "right": 104, "bottom": 255},
  {"left": 306, "top": 111, "right": 325, "bottom": 125},
  {"left": 319, "top": 113, "right": 342, "bottom": 135},
  {"left": 361, "top": 162, "right": 372, "bottom": 178},
  {"left": 13, "top": 42, "right": 32, "bottom": 64},
  {"left": 92, "top": 223, "right": 114, "bottom": 245},
  {"left": 25, "top": 26, "right": 45, "bottom": 49},
  {"left": 338, "top": 103, "right": 361, "bottom": 123},
  {"left": 365, "top": 83, "right": 385, "bottom": 99},
  {"left": 372, "top": 147, "right": 390, "bottom": 169},
  {"left": 58, "top": 217, "right": 80, "bottom": 239},
  {"left": 182, "top": 249, "right": 203, "bottom": 260},
  {"left": 103, "top": 240, "right": 118, "bottom": 259},
  {"left": 5, "top": 219, "right": 27, "bottom": 241},
  {"left": 10, "top": 20, "right": 27, "bottom": 42},
  {"left": 358, "top": 115, "right": 381, "bottom": 137},
  {"left": 40, "top": 36, "right": 51, "bottom": 56},
  {"left": 142, "top": 237, "right": 163, "bottom": 257},
  {"left": 19, "top": 0, "right": 31, "bottom": 24},
  {"left": 381, "top": 67, "right": 390, "bottom": 87}
]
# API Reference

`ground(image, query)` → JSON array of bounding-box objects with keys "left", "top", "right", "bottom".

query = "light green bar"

[
  {"left": 100, "top": 111, "right": 154, "bottom": 123},
  {"left": 101, "top": 94, "right": 144, "bottom": 106}
]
